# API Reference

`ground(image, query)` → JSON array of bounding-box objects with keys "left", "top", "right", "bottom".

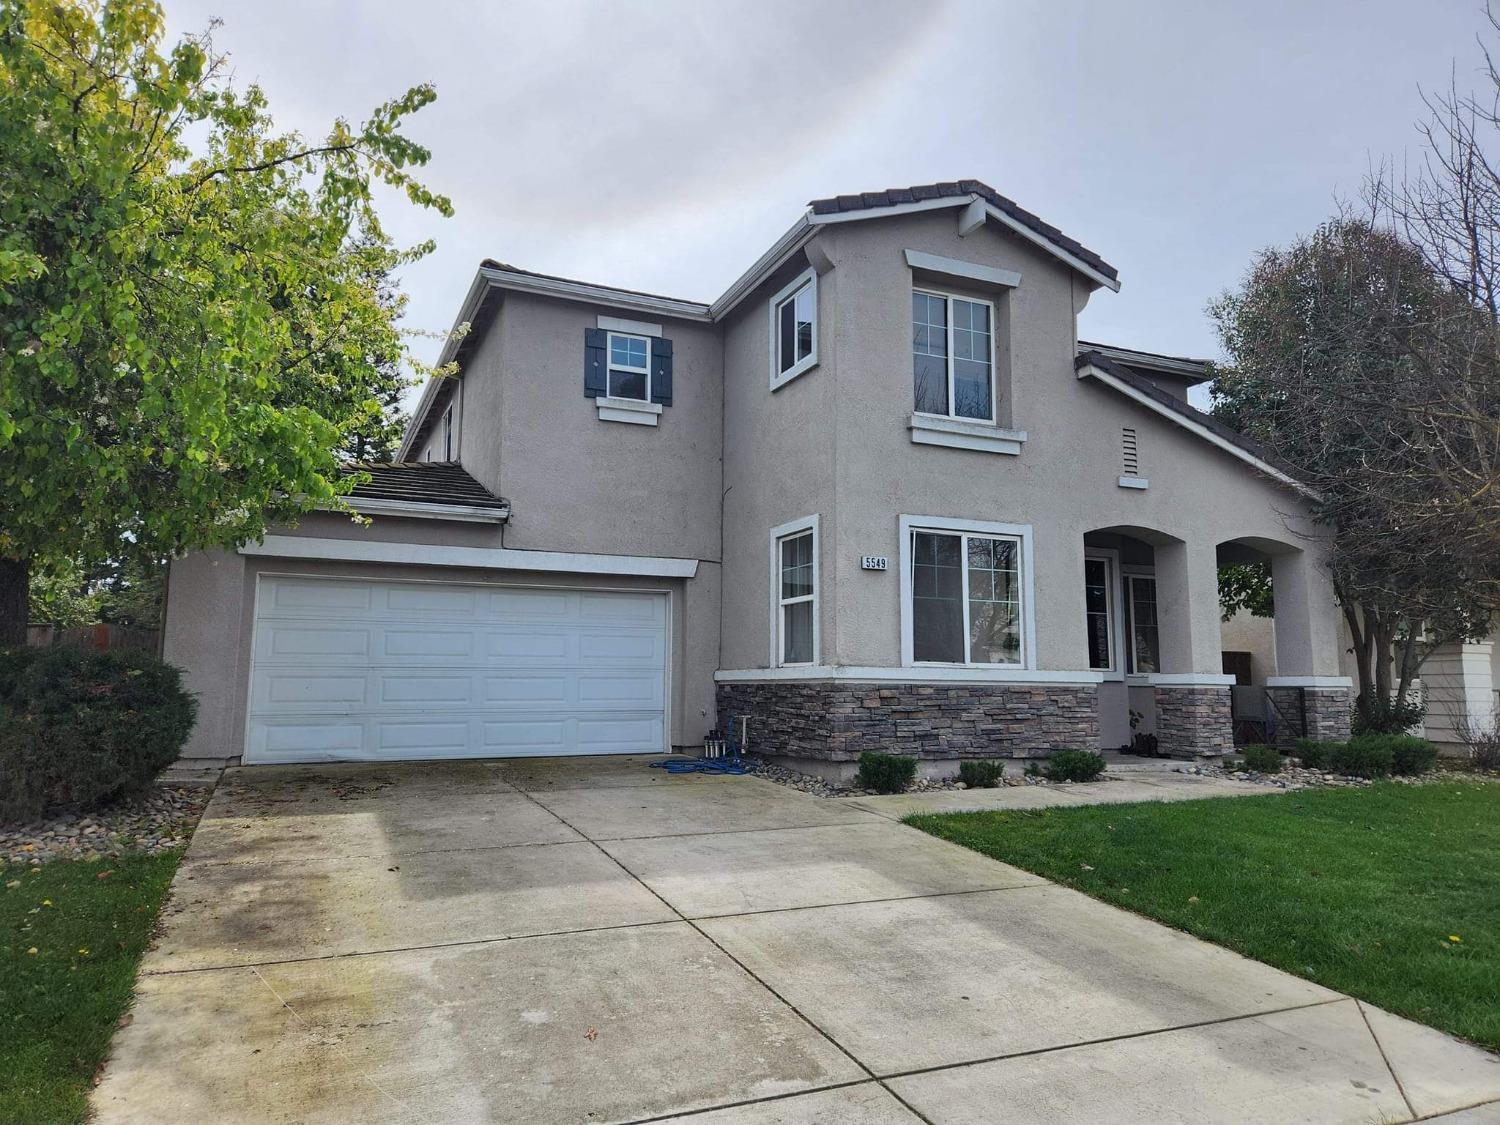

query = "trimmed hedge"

[
  {"left": 1240, "top": 743, "right": 1283, "bottom": 773},
  {"left": 1350, "top": 733, "right": 1438, "bottom": 777},
  {"left": 855, "top": 751, "right": 918, "bottom": 794},
  {"left": 1294, "top": 739, "right": 1341, "bottom": 770},
  {"left": 0, "top": 647, "right": 197, "bottom": 822},
  {"left": 1044, "top": 748, "right": 1107, "bottom": 783},
  {"left": 957, "top": 759, "right": 1005, "bottom": 789},
  {"left": 1329, "top": 737, "right": 1395, "bottom": 779}
]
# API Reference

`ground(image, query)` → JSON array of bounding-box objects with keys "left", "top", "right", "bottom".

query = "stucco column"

[
  {"left": 1151, "top": 539, "right": 1232, "bottom": 758},
  {"left": 1422, "top": 640, "right": 1496, "bottom": 750},
  {"left": 162, "top": 549, "right": 247, "bottom": 763},
  {"left": 1266, "top": 547, "right": 1352, "bottom": 745}
]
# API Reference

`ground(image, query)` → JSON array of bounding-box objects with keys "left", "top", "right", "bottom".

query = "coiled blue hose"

[{"left": 650, "top": 756, "right": 749, "bottom": 775}]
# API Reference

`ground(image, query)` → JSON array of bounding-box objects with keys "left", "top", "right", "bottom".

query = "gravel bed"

[
  {"left": 1180, "top": 761, "right": 1499, "bottom": 790},
  {"left": 744, "top": 756, "right": 1083, "bottom": 798},
  {"left": 0, "top": 784, "right": 211, "bottom": 866}
]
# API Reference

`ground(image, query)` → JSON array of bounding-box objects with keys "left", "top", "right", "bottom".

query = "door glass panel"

[
  {"left": 1129, "top": 577, "right": 1160, "bottom": 674},
  {"left": 1085, "top": 558, "right": 1112, "bottom": 670}
]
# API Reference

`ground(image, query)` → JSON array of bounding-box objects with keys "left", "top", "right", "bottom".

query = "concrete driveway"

[{"left": 94, "top": 758, "right": 1500, "bottom": 1124}]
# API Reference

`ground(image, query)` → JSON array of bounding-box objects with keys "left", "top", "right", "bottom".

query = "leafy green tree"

[
  {"left": 1218, "top": 562, "right": 1273, "bottom": 620},
  {"left": 1209, "top": 217, "right": 1498, "bottom": 723},
  {"left": 0, "top": 0, "right": 451, "bottom": 643}
]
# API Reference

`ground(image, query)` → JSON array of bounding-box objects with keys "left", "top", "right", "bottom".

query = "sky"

[{"left": 166, "top": 0, "right": 1491, "bottom": 409}]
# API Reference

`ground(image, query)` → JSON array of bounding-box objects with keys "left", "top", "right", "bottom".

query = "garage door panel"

[
  {"left": 378, "top": 675, "right": 475, "bottom": 705},
  {"left": 263, "top": 626, "right": 371, "bottom": 659},
  {"left": 260, "top": 673, "right": 369, "bottom": 706},
  {"left": 483, "top": 673, "right": 571, "bottom": 706},
  {"left": 247, "top": 578, "right": 668, "bottom": 763},
  {"left": 269, "top": 579, "right": 373, "bottom": 613}
]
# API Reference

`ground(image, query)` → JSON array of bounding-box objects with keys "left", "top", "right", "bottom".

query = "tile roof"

[
  {"left": 808, "top": 180, "right": 1118, "bottom": 284},
  {"left": 340, "top": 461, "right": 510, "bottom": 512},
  {"left": 1074, "top": 350, "right": 1301, "bottom": 480}
]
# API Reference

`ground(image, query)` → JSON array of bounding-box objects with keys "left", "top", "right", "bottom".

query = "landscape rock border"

[{"left": 0, "top": 783, "right": 211, "bottom": 866}]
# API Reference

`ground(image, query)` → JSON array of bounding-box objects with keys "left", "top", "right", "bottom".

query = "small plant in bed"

[
  {"left": 855, "top": 751, "right": 918, "bottom": 794},
  {"left": 1293, "top": 738, "right": 1340, "bottom": 769},
  {"left": 1238, "top": 743, "right": 1283, "bottom": 773},
  {"left": 957, "top": 760, "right": 1005, "bottom": 788},
  {"left": 1043, "top": 749, "right": 1106, "bottom": 783}
]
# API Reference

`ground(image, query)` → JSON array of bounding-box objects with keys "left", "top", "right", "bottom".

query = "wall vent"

[{"left": 1121, "top": 427, "right": 1139, "bottom": 475}]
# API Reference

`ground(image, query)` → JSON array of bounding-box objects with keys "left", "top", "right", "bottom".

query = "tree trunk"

[{"left": 0, "top": 557, "right": 28, "bottom": 649}]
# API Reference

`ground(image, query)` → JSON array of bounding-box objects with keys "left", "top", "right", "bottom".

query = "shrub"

[
  {"left": 1352, "top": 694, "right": 1425, "bottom": 736},
  {"left": 0, "top": 646, "right": 197, "bottom": 822},
  {"left": 1043, "top": 749, "right": 1106, "bottom": 783},
  {"left": 1329, "top": 736, "right": 1394, "bottom": 779},
  {"left": 1361, "top": 734, "right": 1438, "bottom": 776},
  {"left": 1293, "top": 739, "right": 1340, "bottom": 770},
  {"left": 1457, "top": 716, "right": 1500, "bottom": 771},
  {"left": 855, "top": 751, "right": 918, "bottom": 794},
  {"left": 1240, "top": 743, "right": 1283, "bottom": 773},
  {"left": 957, "top": 759, "right": 1005, "bottom": 788}
]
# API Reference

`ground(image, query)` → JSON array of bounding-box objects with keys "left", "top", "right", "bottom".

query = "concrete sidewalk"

[{"left": 93, "top": 756, "right": 1500, "bottom": 1124}]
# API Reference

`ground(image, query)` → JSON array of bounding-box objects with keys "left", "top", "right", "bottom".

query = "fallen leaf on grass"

[{"left": 96, "top": 870, "right": 114, "bottom": 880}]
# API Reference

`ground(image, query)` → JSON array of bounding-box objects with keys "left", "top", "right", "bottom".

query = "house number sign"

[{"left": 861, "top": 555, "right": 889, "bottom": 571}]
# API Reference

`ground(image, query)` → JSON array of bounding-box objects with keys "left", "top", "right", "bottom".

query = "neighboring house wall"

[
  {"left": 1422, "top": 635, "right": 1498, "bottom": 751},
  {"left": 1221, "top": 610, "right": 1277, "bottom": 682}
]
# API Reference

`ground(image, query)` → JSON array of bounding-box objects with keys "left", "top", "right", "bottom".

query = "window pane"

[
  {"left": 782, "top": 599, "right": 813, "bottom": 664},
  {"left": 780, "top": 532, "right": 813, "bottom": 599},
  {"left": 952, "top": 299, "right": 991, "bottom": 420},
  {"left": 794, "top": 284, "right": 815, "bottom": 361},
  {"left": 608, "top": 368, "right": 647, "bottom": 400},
  {"left": 1085, "top": 559, "right": 1111, "bottom": 670},
  {"left": 912, "top": 292, "right": 949, "bottom": 415},
  {"left": 1129, "top": 577, "right": 1160, "bottom": 674},
  {"left": 610, "top": 335, "right": 647, "bottom": 369},
  {"left": 912, "top": 532, "right": 963, "bottom": 662},
  {"left": 778, "top": 297, "right": 796, "bottom": 373},
  {"left": 967, "top": 535, "right": 1022, "bottom": 665}
]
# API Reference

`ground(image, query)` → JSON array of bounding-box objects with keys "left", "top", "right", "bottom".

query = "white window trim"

[
  {"left": 912, "top": 288, "right": 998, "bottom": 425},
  {"left": 898, "top": 515, "right": 1036, "bottom": 670},
  {"left": 1084, "top": 548, "right": 1125, "bottom": 681},
  {"left": 606, "top": 330, "right": 651, "bottom": 403},
  {"left": 769, "top": 514, "right": 819, "bottom": 667},
  {"left": 597, "top": 314, "right": 663, "bottom": 338},
  {"left": 440, "top": 405, "right": 454, "bottom": 460},
  {"left": 596, "top": 397, "right": 663, "bottom": 427},
  {"left": 768, "top": 267, "right": 818, "bottom": 391}
]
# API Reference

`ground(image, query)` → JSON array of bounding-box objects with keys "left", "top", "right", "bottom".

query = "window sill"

[
  {"left": 908, "top": 413, "right": 1026, "bottom": 455},
  {"left": 597, "top": 397, "right": 662, "bottom": 426},
  {"left": 1118, "top": 476, "right": 1149, "bottom": 490}
]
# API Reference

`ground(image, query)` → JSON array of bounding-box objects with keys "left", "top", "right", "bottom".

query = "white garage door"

[{"left": 245, "top": 576, "right": 668, "bottom": 764}]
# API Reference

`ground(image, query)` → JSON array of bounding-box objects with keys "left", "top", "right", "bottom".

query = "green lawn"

[
  {"left": 908, "top": 782, "right": 1500, "bottom": 1052},
  {"left": 1, "top": 852, "right": 182, "bottom": 1125}
]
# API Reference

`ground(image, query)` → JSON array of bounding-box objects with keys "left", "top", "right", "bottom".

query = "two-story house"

[{"left": 163, "top": 180, "right": 1354, "bottom": 776}]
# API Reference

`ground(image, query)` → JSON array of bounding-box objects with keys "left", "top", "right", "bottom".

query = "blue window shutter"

[
  {"left": 651, "top": 336, "right": 673, "bottom": 407},
  {"left": 584, "top": 328, "right": 607, "bottom": 398}
]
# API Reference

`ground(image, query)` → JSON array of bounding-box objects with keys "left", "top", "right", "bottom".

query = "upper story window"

[
  {"left": 912, "top": 289, "right": 994, "bottom": 423},
  {"left": 607, "top": 332, "right": 651, "bottom": 401},
  {"left": 768, "top": 267, "right": 818, "bottom": 390},
  {"left": 440, "top": 405, "right": 454, "bottom": 460}
]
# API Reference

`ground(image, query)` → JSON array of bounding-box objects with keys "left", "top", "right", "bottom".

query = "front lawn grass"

[
  {"left": 1, "top": 852, "right": 182, "bottom": 1124},
  {"left": 908, "top": 782, "right": 1500, "bottom": 1051}
]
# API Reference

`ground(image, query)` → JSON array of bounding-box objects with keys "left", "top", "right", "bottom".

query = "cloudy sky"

[{"left": 168, "top": 0, "right": 1487, "bottom": 403}]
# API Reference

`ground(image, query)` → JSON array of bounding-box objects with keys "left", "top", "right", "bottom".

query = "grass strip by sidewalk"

[
  {"left": 1, "top": 852, "right": 182, "bottom": 1125},
  {"left": 908, "top": 781, "right": 1500, "bottom": 1052}
]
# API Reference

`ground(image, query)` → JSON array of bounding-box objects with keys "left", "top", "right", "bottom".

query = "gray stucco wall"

[
  {"left": 487, "top": 291, "right": 722, "bottom": 562},
  {"left": 715, "top": 208, "right": 1342, "bottom": 682}
]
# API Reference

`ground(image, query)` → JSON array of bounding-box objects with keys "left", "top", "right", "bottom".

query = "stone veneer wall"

[
  {"left": 1266, "top": 685, "right": 1353, "bottom": 749},
  {"left": 715, "top": 681, "right": 1098, "bottom": 762},
  {"left": 1153, "top": 685, "right": 1233, "bottom": 759}
]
